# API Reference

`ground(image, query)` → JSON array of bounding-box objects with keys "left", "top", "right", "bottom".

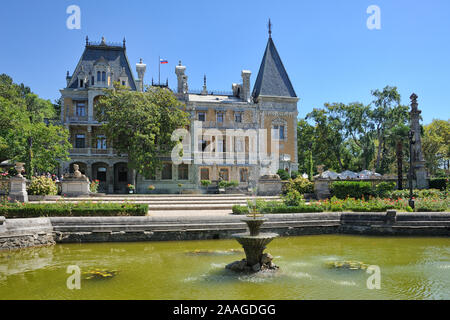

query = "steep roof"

[
  {"left": 68, "top": 42, "right": 137, "bottom": 90},
  {"left": 252, "top": 37, "right": 296, "bottom": 99}
]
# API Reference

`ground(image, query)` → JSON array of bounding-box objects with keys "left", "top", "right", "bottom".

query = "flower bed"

[
  {"left": 232, "top": 196, "right": 449, "bottom": 215},
  {"left": 0, "top": 202, "right": 148, "bottom": 218}
]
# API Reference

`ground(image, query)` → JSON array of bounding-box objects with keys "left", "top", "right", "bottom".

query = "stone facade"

[{"left": 60, "top": 33, "right": 299, "bottom": 194}]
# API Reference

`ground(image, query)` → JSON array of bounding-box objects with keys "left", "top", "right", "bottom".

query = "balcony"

[
  {"left": 192, "top": 152, "right": 254, "bottom": 165},
  {"left": 69, "top": 148, "right": 122, "bottom": 156},
  {"left": 199, "top": 121, "right": 258, "bottom": 130},
  {"left": 67, "top": 116, "right": 101, "bottom": 125}
]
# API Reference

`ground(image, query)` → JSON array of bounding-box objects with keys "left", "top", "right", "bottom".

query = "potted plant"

[
  {"left": 90, "top": 179, "right": 100, "bottom": 194},
  {"left": 148, "top": 185, "right": 155, "bottom": 193},
  {"left": 127, "top": 184, "right": 135, "bottom": 194}
]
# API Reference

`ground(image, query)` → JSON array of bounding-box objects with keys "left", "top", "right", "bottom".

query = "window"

[
  {"left": 76, "top": 103, "right": 86, "bottom": 117},
  {"left": 178, "top": 164, "right": 189, "bottom": 180},
  {"left": 198, "top": 112, "right": 206, "bottom": 122},
  {"left": 96, "top": 135, "right": 107, "bottom": 149},
  {"left": 235, "top": 112, "right": 242, "bottom": 123},
  {"left": 240, "top": 168, "right": 248, "bottom": 183},
  {"left": 102, "top": 72, "right": 106, "bottom": 82},
  {"left": 75, "top": 134, "right": 85, "bottom": 148},
  {"left": 79, "top": 79, "right": 84, "bottom": 88},
  {"left": 272, "top": 125, "right": 286, "bottom": 140},
  {"left": 200, "top": 168, "right": 209, "bottom": 180},
  {"left": 217, "top": 112, "right": 224, "bottom": 123},
  {"left": 122, "top": 81, "right": 126, "bottom": 86},
  {"left": 91, "top": 76, "right": 95, "bottom": 85},
  {"left": 219, "top": 168, "right": 229, "bottom": 181},
  {"left": 97, "top": 71, "right": 101, "bottom": 82},
  {"left": 144, "top": 169, "right": 156, "bottom": 181},
  {"left": 199, "top": 139, "right": 208, "bottom": 152},
  {"left": 217, "top": 139, "right": 225, "bottom": 153},
  {"left": 279, "top": 125, "right": 285, "bottom": 140},
  {"left": 162, "top": 163, "right": 172, "bottom": 180}
]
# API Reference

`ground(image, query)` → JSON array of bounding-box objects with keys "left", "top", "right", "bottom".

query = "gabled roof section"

[
  {"left": 68, "top": 41, "right": 137, "bottom": 90},
  {"left": 252, "top": 37, "right": 296, "bottom": 99}
]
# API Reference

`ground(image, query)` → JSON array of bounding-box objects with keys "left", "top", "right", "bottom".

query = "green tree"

[
  {"left": 96, "top": 84, "right": 190, "bottom": 183},
  {"left": 370, "top": 86, "right": 409, "bottom": 174},
  {"left": 0, "top": 74, "right": 71, "bottom": 176},
  {"left": 423, "top": 119, "right": 450, "bottom": 175}
]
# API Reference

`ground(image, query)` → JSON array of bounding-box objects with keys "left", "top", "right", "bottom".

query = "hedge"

[
  {"left": 330, "top": 181, "right": 373, "bottom": 199},
  {"left": 429, "top": 178, "right": 448, "bottom": 191},
  {"left": 232, "top": 204, "right": 323, "bottom": 214},
  {"left": 0, "top": 202, "right": 148, "bottom": 218}
]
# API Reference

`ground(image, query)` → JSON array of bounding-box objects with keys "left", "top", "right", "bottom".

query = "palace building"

[{"left": 60, "top": 28, "right": 299, "bottom": 194}]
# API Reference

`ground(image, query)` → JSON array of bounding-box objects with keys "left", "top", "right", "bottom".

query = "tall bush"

[
  {"left": 285, "top": 177, "right": 314, "bottom": 194},
  {"left": 27, "top": 176, "right": 58, "bottom": 196}
]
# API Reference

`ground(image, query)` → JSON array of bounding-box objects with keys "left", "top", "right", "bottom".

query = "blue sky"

[{"left": 0, "top": 0, "right": 449, "bottom": 124}]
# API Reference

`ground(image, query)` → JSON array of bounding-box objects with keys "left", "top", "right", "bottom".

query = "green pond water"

[{"left": 0, "top": 235, "right": 449, "bottom": 300}]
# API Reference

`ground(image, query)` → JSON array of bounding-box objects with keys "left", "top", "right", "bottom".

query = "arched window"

[
  {"left": 102, "top": 72, "right": 106, "bottom": 82},
  {"left": 97, "top": 71, "right": 101, "bottom": 82}
]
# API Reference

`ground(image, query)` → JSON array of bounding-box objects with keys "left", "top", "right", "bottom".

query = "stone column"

[
  {"left": 410, "top": 94, "right": 428, "bottom": 189},
  {"left": 107, "top": 164, "right": 114, "bottom": 194}
]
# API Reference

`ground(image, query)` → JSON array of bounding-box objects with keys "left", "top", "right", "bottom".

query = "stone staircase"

[{"left": 32, "top": 194, "right": 282, "bottom": 212}]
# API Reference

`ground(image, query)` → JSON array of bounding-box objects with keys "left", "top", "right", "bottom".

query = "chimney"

[
  {"left": 175, "top": 61, "right": 188, "bottom": 94},
  {"left": 136, "top": 58, "right": 146, "bottom": 92},
  {"left": 241, "top": 70, "right": 251, "bottom": 102}
]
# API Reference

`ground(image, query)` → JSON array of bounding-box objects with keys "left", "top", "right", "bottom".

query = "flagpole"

[{"left": 158, "top": 55, "right": 160, "bottom": 85}]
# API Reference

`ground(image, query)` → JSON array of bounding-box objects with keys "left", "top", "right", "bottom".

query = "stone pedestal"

[
  {"left": 314, "top": 179, "right": 331, "bottom": 200},
  {"left": 61, "top": 179, "right": 90, "bottom": 197},
  {"left": 61, "top": 164, "right": 90, "bottom": 197},
  {"left": 414, "top": 160, "right": 429, "bottom": 189},
  {"left": 257, "top": 175, "right": 282, "bottom": 196},
  {"left": 9, "top": 176, "right": 28, "bottom": 203}
]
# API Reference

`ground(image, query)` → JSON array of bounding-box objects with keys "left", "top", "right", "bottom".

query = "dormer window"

[
  {"left": 235, "top": 112, "right": 242, "bottom": 123},
  {"left": 79, "top": 79, "right": 84, "bottom": 88}
]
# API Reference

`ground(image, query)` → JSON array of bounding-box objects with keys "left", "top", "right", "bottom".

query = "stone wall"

[
  {"left": 0, "top": 212, "right": 448, "bottom": 250},
  {"left": 0, "top": 218, "right": 55, "bottom": 251}
]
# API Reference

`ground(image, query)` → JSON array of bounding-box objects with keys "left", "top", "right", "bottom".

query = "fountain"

[{"left": 226, "top": 185, "right": 279, "bottom": 273}]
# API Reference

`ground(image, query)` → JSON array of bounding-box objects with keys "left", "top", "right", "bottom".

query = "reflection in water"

[
  {"left": 0, "top": 246, "right": 55, "bottom": 281},
  {"left": 0, "top": 235, "right": 449, "bottom": 300}
]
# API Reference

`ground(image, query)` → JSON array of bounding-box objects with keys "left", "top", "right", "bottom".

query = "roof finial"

[
  {"left": 123, "top": 37, "right": 126, "bottom": 48},
  {"left": 86, "top": 36, "right": 89, "bottom": 46},
  {"left": 268, "top": 19, "right": 272, "bottom": 38},
  {"left": 201, "top": 74, "right": 208, "bottom": 95}
]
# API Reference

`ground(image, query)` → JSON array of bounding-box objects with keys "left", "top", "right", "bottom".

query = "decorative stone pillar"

[
  {"left": 107, "top": 164, "right": 114, "bottom": 194},
  {"left": 257, "top": 174, "right": 282, "bottom": 196},
  {"left": 410, "top": 94, "right": 429, "bottom": 189},
  {"left": 9, "top": 163, "right": 28, "bottom": 203}
]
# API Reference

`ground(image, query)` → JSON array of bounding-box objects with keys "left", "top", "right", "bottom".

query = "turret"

[
  {"left": 136, "top": 58, "right": 146, "bottom": 92},
  {"left": 175, "top": 61, "right": 188, "bottom": 95}
]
